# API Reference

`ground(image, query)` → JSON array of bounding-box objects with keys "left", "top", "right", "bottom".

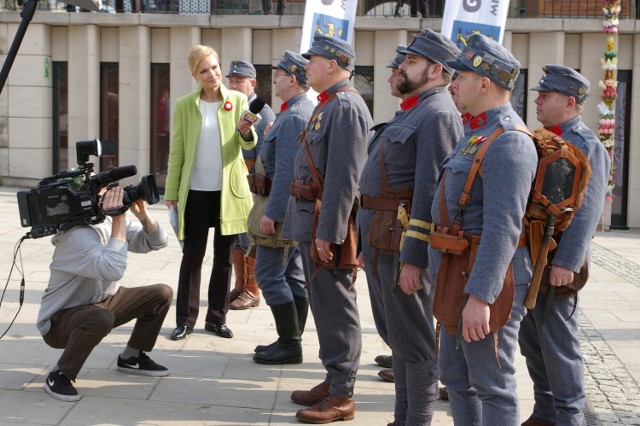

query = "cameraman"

[{"left": 37, "top": 185, "right": 173, "bottom": 402}]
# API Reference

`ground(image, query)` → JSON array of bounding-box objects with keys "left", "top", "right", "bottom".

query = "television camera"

[{"left": 17, "top": 139, "right": 159, "bottom": 239}]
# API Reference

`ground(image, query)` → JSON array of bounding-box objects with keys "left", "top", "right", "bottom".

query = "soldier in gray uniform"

[
  {"left": 251, "top": 51, "right": 314, "bottom": 365},
  {"left": 519, "top": 65, "right": 610, "bottom": 426},
  {"left": 358, "top": 30, "right": 463, "bottom": 425},
  {"left": 429, "top": 33, "right": 538, "bottom": 424},
  {"left": 284, "top": 34, "right": 373, "bottom": 424},
  {"left": 226, "top": 60, "right": 276, "bottom": 310},
  {"left": 372, "top": 44, "right": 407, "bottom": 384}
]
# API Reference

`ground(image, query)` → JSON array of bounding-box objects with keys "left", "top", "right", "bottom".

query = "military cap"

[
  {"left": 273, "top": 50, "right": 309, "bottom": 85},
  {"left": 302, "top": 34, "right": 356, "bottom": 72},
  {"left": 226, "top": 60, "right": 257, "bottom": 79},
  {"left": 531, "top": 64, "right": 590, "bottom": 104},
  {"left": 399, "top": 29, "right": 460, "bottom": 74},
  {"left": 446, "top": 33, "right": 520, "bottom": 90},
  {"left": 386, "top": 45, "right": 407, "bottom": 69}
]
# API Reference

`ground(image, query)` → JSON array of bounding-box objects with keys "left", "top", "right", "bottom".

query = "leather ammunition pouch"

[
  {"left": 247, "top": 173, "right": 272, "bottom": 196},
  {"left": 289, "top": 179, "right": 318, "bottom": 201},
  {"left": 431, "top": 226, "right": 515, "bottom": 335},
  {"left": 362, "top": 141, "right": 413, "bottom": 256}
]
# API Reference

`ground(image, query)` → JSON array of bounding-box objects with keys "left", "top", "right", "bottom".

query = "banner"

[
  {"left": 441, "top": 0, "right": 511, "bottom": 48},
  {"left": 300, "top": 0, "right": 358, "bottom": 52}
]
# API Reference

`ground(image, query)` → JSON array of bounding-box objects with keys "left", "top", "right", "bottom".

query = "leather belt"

[{"left": 360, "top": 195, "right": 410, "bottom": 211}]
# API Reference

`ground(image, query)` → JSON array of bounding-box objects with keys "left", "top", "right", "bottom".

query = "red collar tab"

[
  {"left": 548, "top": 125, "right": 563, "bottom": 136},
  {"left": 469, "top": 112, "right": 488, "bottom": 129},
  {"left": 280, "top": 101, "right": 289, "bottom": 113},
  {"left": 461, "top": 113, "right": 472, "bottom": 125},
  {"left": 317, "top": 90, "right": 330, "bottom": 104},
  {"left": 400, "top": 95, "right": 419, "bottom": 111}
]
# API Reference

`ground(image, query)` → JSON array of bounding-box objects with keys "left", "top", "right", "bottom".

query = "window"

[
  {"left": 510, "top": 69, "right": 527, "bottom": 121},
  {"left": 99, "top": 63, "right": 119, "bottom": 171},
  {"left": 52, "top": 62, "right": 68, "bottom": 173},
  {"left": 151, "top": 63, "right": 171, "bottom": 190}
]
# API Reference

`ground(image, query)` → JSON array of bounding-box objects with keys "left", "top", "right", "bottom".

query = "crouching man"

[{"left": 37, "top": 185, "right": 173, "bottom": 401}]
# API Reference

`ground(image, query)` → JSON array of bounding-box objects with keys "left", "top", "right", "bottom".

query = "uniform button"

[{"left": 348, "top": 392, "right": 353, "bottom": 396}]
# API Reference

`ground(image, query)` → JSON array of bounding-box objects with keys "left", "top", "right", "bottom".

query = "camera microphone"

[
  {"left": 94, "top": 165, "right": 137, "bottom": 185},
  {"left": 238, "top": 97, "right": 266, "bottom": 131}
]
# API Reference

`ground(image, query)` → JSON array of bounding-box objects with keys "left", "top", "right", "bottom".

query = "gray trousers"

[
  {"left": 43, "top": 284, "right": 173, "bottom": 380},
  {"left": 255, "top": 244, "right": 306, "bottom": 305},
  {"left": 519, "top": 292, "right": 586, "bottom": 426},
  {"left": 439, "top": 283, "right": 528, "bottom": 426},
  {"left": 360, "top": 211, "right": 438, "bottom": 425},
  {"left": 299, "top": 241, "right": 361, "bottom": 399}
]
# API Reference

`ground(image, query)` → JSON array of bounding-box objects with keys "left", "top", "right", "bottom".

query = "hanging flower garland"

[{"left": 598, "top": 0, "right": 621, "bottom": 200}]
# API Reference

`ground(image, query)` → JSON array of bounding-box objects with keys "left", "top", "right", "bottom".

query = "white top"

[{"left": 191, "top": 100, "right": 223, "bottom": 191}]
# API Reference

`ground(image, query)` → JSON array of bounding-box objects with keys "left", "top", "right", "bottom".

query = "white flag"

[
  {"left": 301, "top": 0, "right": 358, "bottom": 52},
  {"left": 441, "top": 0, "right": 511, "bottom": 47}
]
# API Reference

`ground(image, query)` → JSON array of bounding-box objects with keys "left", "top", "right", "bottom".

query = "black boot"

[
  {"left": 294, "top": 296, "right": 309, "bottom": 336},
  {"left": 254, "top": 296, "right": 309, "bottom": 353},
  {"left": 253, "top": 302, "right": 302, "bottom": 364}
]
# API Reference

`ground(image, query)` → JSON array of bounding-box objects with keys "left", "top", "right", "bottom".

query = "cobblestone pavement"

[{"left": 581, "top": 239, "right": 640, "bottom": 426}]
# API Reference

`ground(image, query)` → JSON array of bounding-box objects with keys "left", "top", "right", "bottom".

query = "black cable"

[{"left": 0, "top": 235, "right": 28, "bottom": 339}]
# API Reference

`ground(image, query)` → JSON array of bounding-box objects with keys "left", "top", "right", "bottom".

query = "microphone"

[
  {"left": 239, "top": 97, "right": 266, "bottom": 129},
  {"left": 94, "top": 165, "right": 138, "bottom": 185}
]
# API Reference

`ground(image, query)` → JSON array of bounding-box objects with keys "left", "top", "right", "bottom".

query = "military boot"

[
  {"left": 253, "top": 301, "right": 302, "bottom": 364},
  {"left": 229, "top": 247, "right": 245, "bottom": 303},
  {"left": 230, "top": 255, "right": 260, "bottom": 310},
  {"left": 255, "top": 296, "right": 308, "bottom": 353}
]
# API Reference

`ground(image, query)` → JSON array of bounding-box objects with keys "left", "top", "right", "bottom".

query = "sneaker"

[
  {"left": 44, "top": 370, "right": 80, "bottom": 402},
  {"left": 117, "top": 352, "right": 169, "bottom": 377}
]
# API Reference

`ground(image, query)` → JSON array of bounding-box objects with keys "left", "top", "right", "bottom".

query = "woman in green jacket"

[{"left": 165, "top": 45, "right": 257, "bottom": 341}]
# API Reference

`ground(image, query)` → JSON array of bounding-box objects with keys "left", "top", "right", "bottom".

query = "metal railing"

[{"left": 0, "top": 0, "right": 637, "bottom": 18}]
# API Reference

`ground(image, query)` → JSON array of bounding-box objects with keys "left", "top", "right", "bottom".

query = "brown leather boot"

[
  {"left": 295, "top": 395, "right": 355, "bottom": 423},
  {"left": 521, "top": 415, "right": 556, "bottom": 426},
  {"left": 230, "top": 255, "right": 260, "bottom": 310},
  {"left": 291, "top": 381, "right": 330, "bottom": 406},
  {"left": 229, "top": 247, "right": 245, "bottom": 303}
]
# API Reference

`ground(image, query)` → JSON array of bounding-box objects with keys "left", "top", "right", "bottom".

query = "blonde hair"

[{"left": 188, "top": 45, "right": 219, "bottom": 74}]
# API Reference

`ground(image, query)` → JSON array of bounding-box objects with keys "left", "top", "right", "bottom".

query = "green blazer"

[{"left": 165, "top": 84, "right": 257, "bottom": 238}]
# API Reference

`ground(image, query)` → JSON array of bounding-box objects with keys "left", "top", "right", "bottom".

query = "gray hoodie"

[{"left": 37, "top": 218, "right": 168, "bottom": 335}]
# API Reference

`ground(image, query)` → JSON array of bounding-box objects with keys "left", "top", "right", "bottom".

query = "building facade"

[{"left": 0, "top": 11, "right": 638, "bottom": 228}]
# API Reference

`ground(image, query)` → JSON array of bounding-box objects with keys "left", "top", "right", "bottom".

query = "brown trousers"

[{"left": 43, "top": 284, "right": 173, "bottom": 380}]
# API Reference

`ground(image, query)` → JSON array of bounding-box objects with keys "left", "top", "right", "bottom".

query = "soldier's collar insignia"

[
  {"left": 548, "top": 125, "right": 563, "bottom": 136},
  {"left": 461, "top": 112, "right": 472, "bottom": 125},
  {"left": 280, "top": 100, "right": 289, "bottom": 113},
  {"left": 400, "top": 95, "right": 419, "bottom": 111},
  {"left": 317, "top": 90, "right": 330, "bottom": 104},
  {"left": 469, "top": 112, "right": 487, "bottom": 129}
]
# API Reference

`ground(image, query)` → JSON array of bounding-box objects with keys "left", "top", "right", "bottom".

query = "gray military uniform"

[
  {"left": 243, "top": 93, "right": 276, "bottom": 170},
  {"left": 286, "top": 79, "right": 373, "bottom": 398},
  {"left": 429, "top": 103, "right": 538, "bottom": 425},
  {"left": 358, "top": 86, "right": 463, "bottom": 424},
  {"left": 519, "top": 115, "right": 610, "bottom": 425},
  {"left": 255, "top": 92, "right": 313, "bottom": 305}
]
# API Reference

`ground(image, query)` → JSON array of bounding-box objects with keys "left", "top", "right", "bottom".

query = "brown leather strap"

[
  {"left": 360, "top": 195, "right": 409, "bottom": 211},
  {"left": 458, "top": 127, "right": 505, "bottom": 208},
  {"left": 301, "top": 88, "right": 359, "bottom": 201}
]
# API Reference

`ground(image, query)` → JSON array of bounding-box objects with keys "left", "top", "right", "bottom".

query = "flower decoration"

[
  {"left": 223, "top": 101, "right": 233, "bottom": 111},
  {"left": 599, "top": 0, "right": 620, "bottom": 199}
]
